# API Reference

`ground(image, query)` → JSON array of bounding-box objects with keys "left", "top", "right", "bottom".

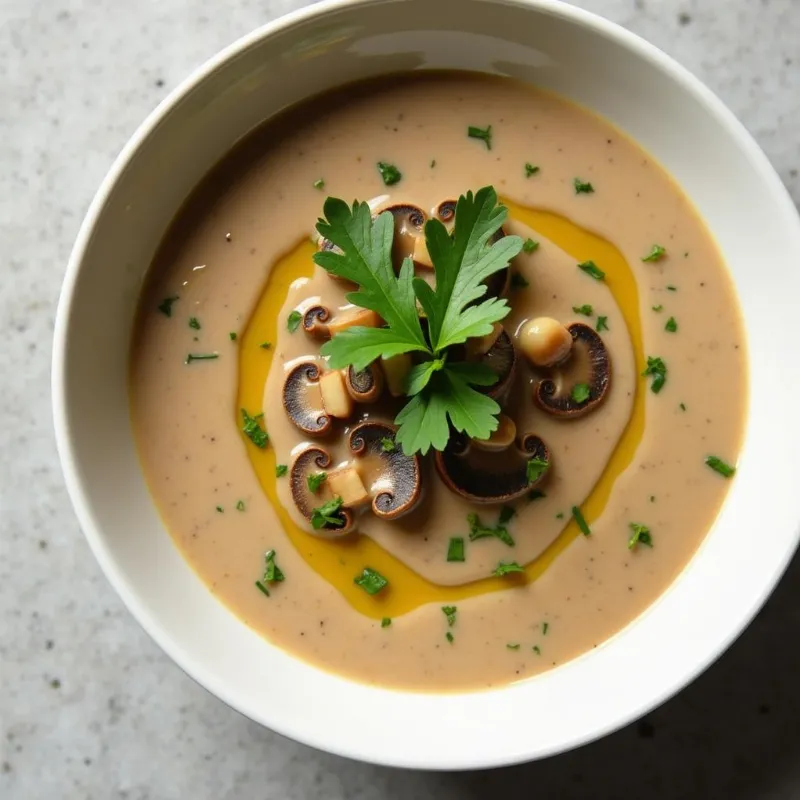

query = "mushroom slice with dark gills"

[
  {"left": 290, "top": 446, "right": 356, "bottom": 535},
  {"left": 302, "top": 304, "right": 383, "bottom": 342},
  {"left": 348, "top": 421, "right": 422, "bottom": 520},
  {"left": 435, "top": 430, "right": 551, "bottom": 504},
  {"left": 472, "top": 327, "right": 517, "bottom": 401},
  {"left": 524, "top": 321, "right": 611, "bottom": 418},
  {"left": 302, "top": 305, "right": 332, "bottom": 339},
  {"left": 282, "top": 362, "right": 333, "bottom": 436},
  {"left": 344, "top": 362, "right": 384, "bottom": 404}
]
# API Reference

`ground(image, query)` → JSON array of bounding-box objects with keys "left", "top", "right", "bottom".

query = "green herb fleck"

[
  {"left": 229, "top": 331, "right": 237, "bottom": 341},
  {"left": 381, "top": 617, "right": 392, "bottom": 628},
  {"left": 307, "top": 472, "right": 327, "bottom": 493},
  {"left": 313, "top": 178, "right": 325, "bottom": 190},
  {"left": 259, "top": 341, "right": 272, "bottom": 349},
  {"left": 525, "top": 162, "right": 540, "bottom": 178},
  {"left": 493, "top": 561, "right": 525, "bottom": 577},
  {"left": 287, "top": 310, "right": 302, "bottom": 332},
  {"left": 275, "top": 464, "right": 288, "bottom": 478},
  {"left": 596, "top": 316, "right": 609, "bottom": 332},
  {"left": 255, "top": 580, "right": 270, "bottom": 597},
  {"left": 572, "top": 505, "right": 591, "bottom": 536},
  {"left": 185, "top": 353, "right": 219, "bottom": 364},
  {"left": 468, "top": 124, "right": 492, "bottom": 149},
  {"left": 542, "top": 622, "right": 549, "bottom": 635},
  {"left": 430, "top": 159, "right": 436, "bottom": 168},
  {"left": 263, "top": 549, "right": 285, "bottom": 583},
  {"left": 446, "top": 632, "right": 454, "bottom": 644},
  {"left": 447, "top": 537, "right": 465, "bottom": 563},
  {"left": 628, "top": 523, "right": 653, "bottom": 549},
  {"left": 442, "top": 606, "right": 457, "bottom": 627},
  {"left": 158, "top": 295, "right": 179, "bottom": 316},
  {"left": 578, "top": 260, "right": 605, "bottom": 280},
  {"left": 526, "top": 457, "right": 549, "bottom": 484},
  {"left": 215, "top": 505, "right": 224, "bottom": 513},
  {"left": 354, "top": 567, "right": 388, "bottom": 595},
  {"left": 652, "top": 305, "right": 663, "bottom": 312},
  {"left": 236, "top": 500, "right": 245, "bottom": 512},
  {"left": 642, "top": 244, "right": 666, "bottom": 262},
  {"left": 679, "top": 403, "right": 687, "bottom": 412},
  {"left": 642, "top": 356, "right": 668, "bottom": 394},
  {"left": 528, "top": 488, "right": 546, "bottom": 502},
  {"left": 667, "top": 285, "right": 677, "bottom": 292},
  {"left": 574, "top": 178, "right": 594, "bottom": 194},
  {"left": 705, "top": 455, "right": 736, "bottom": 478},
  {"left": 380, "top": 437, "right": 396, "bottom": 453},
  {"left": 532, "top": 645, "right": 541, "bottom": 655},
  {"left": 506, "top": 643, "right": 520, "bottom": 650},
  {"left": 665, "top": 317, "right": 678, "bottom": 333},
  {"left": 522, "top": 237, "right": 539, "bottom": 254},
  {"left": 572, "top": 304, "right": 593, "bottom": 316},
  {"left": 189, "top": 317, "right": 201, "bottom": 330},
  {"left": 498, "top": 506, "right": 515, "bottom": 525},
  {"left": 311, "top": 497, "right": 345, "bottom": 530},
  {"left": 468, "top": 512, "right": 514, "bottom": 547},
  {"left": 241, "top": 408, "right": 268, "bottom": 448},
  {"left": 377, "top": 161, "right": 402, "bottom": 186},
  {"left": 556, "top": 512, "right": 565, "bottom": 520},
  {"left": 571, "top": 383, "right": 591, "bottom": 404},
  {"left": 510, "top": 272, "right": 530, "bottom": 290}
]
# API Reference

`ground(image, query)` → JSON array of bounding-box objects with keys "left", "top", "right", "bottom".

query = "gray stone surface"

[{"left": 1, "top": 0, "right": 798, "bottom": 797}]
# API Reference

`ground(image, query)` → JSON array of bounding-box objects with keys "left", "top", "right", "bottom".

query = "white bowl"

[{"left": 53, "top": 0, "right": 800, "bottom": 769}]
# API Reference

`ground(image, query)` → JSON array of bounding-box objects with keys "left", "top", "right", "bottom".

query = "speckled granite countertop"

[{"left": 1, "top": 1, "right": 798, "bottom": 797}]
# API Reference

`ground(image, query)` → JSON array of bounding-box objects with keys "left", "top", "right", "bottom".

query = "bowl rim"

[{"left": 53, "top": 0, "right": 800, "bottom": 769}]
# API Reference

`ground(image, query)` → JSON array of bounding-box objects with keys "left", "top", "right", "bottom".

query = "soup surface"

[{"left": 131, "top": 73, "right": 746, "bottom": 692}]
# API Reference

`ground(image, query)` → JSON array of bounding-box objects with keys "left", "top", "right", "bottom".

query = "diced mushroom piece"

[
  {"left": 327, "top": 467, "right": 371, "bottom": 508},
  {"left": 412, "top": 236, "right": 434, "bottom": 269},
  {"left": 327, "top": 308, "right": 383, "bottom": 337},
  {"left": 475, "top": 329, "right": 517, "bottom": 400},
  {"left": 290, "top": 447, "right": 355, "bottom": 535},
  {"left": 344, "top": 362, "right": 384, "bottom": 403},
  {"left": 533, "top": 322, "right": 611, "bottom": 418},
  {"left": 381, "top": 353, "right": 412, "bottom": 397},
  {"left": 472, "top": 414, "right": 517, "bottom": 452},
  {"left": 283, "top": 362, "right": 332, "bottom": 436},
  {"left": 319, "top": 369, "right": 354, "bottom": 419},
  {"left": 303, "top": 305, "right": 332, "bottom": 339},
  {"left": 518, "top": 317, "right": 573, "bottom": 368},
  {"left": 466, "top": 322, "right": 503, "bottom": 358},
  {"left": 384, "top": 204, "right": 427, "bottom": 269},
  {"left": 435, "top": 431, "right": 551, "bottom": 504},
  {"left": 349, "top": 421, "right": 422, "bottom": 519}
]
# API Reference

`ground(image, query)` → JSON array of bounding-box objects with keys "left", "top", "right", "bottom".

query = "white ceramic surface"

[{"left": 52, "top": 0, "right": 800, "bottom": 769}]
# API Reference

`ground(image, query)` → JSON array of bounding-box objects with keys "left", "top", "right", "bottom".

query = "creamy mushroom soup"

[{"left": 131, "top": 73, "right": 746, "bottom": 692}]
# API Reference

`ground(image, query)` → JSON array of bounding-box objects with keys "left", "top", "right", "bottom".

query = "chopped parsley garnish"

[
  {"left": 652, "top": 305, "right": 663, "bottom": 312},
  {"left": 524, "top": 162, "right": 540, "bottom": 178},
  {"left": 263, "top": 549, "right": 285, "bottom": 583},
  {"left": 572, "top": 505, "right": 591, "bottom": 536},
  {"left": 215, "top": 505, "right": 224, "bottom": 513},
  {"left": 236, "top": 500, "right": 245, "bottom": 512},
  {"left": 381, "top": 617, "right": 392, "bottom": 628},
  {"left": 528, "top": 488, "right": 546, "bottom": 502},
  {"left": 666, "top": 285, "right": 677, "bottom": 292},
  {"left": 380, "top": 437, "right": 396, "bottom": 453},
  {"left": 510, "top": 272, "right": 530, "bottom": 289},
  {"left": 498, "top": 506, "right": 515, "bottom": 525},
  {"left": 377, "top": 161, "right": 402, "bottom": 186},
  {"left": 185, "top": 353, "right": 218, "bottom": 364},
  {"left": 442, "top": 606, "right": 457, "bottom": 627},
  {"left": 241, "top": 408, "right": 268, "bottom": 448},
  {"left": 642, "top": 356, "right": 667, "bottom": 394},
  {"left": 468, "top": 124, "right": 492, "bottom": 149},
  {"left": 526, "top": 457, "right": 549, "bottom": 484},
  {"left": 157, "top": 295, "right": 179, "bottom": 316},
  {"left": 642, "top": 244, "right": 666, "bottom": 262},
  {"left": 259, "top": 341, "right": 272, "bottom": 349},
  {"left": 468, "top": 512, "right": 514, "bottom": 547},
  {"left": 446, "top": 632, "right": 454, "bottom": 644},
  {"left": 679, "top": 403, "right": 687, "bottom": 412},
  {"left": 287, "top": 310, "right": 302, "bottom": 333},
  {"left": 542, "top": 622, "right": 549, "bottom": 635},
  {"left": 596, "top": 315, "right": 609, "bottom": 332},
  {"left": 705, "top": 455, "right": 736, "bottom": 478},
  {"left": 556, "top": 512, "right": 564, "bottom": 519},
  {"left": 447, "top": 537, "right": 465, "bottom": 562},
  {"left": 665, "top": 316, "right": 678, "bottom": 333},
  {"left": 311, "top": 497, "right": 344, "bottom": 529},
  {"left": 571, "top": 383, "right": 591, "bottom": 404},
  {"left": 189, "top": 317, "right": 201, "bottom": 330},
  {"left": 354, "top": 567, "right": 388, "bottom": 595},
  {"left": 574, "top": 178, "right": 594, "bottom": 194},
  {"left": 577, "top": 260, "right": 605, "bottom": 281},
  {"left": 493, "top": 561, "right": 525, "bottom": 577},
  {"left": 229, "top": 331, "right": 238, "bottom": 341},
  {"left": 532, "top": 645, "right": 541, "bottom": 655},
  {"left": 313, "top": 178, "right": 325, "bottom": 190},
  {"left": 254, "top": 580, "right": 270, "bottom": 597},
  {"left": 506, "top": 643, "right": 520, "bottom": 650},
  {"left": 628, "top": 523, "right": 653, "bottom": 549},
  {"left": 275, "top": 464, "right": 288, "bottom": 478},
  {"left": 522, "top": 237, "right": 539, "bottom": 254},
  {"left": 430, "top": 159, "right": 436, "bottom": 168},
  {"left": 572, "top": 304, "right": 593, "bottom": 316},
  {"left": 307, "top": 472, "right": 327, "bottom": 493}
]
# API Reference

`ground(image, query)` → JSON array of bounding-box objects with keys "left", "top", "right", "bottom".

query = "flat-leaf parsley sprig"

[{"left": 313, "top": 186, "right": 523, "bottom": 455}]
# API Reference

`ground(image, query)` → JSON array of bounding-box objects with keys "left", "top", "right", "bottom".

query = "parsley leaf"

[
  {"left": 525, "top": 162, "right": 540, "bottom": 177},
  {"left": 158, "top": 295, "right": 179, "bottom": 316},
  {"left": 596, "top": 315, "right": 609, "bottom": 332},
  {"left": 574, "top": 178, "right": 594, "bottom": 194},
  {"left": 468, "top": 125, "right": 492, "bottom": 149},
  {"left": 442, "top": 606, "right": 457, "bottom": 627},
  {"left": 313, "top": 178, "right": 325, "bottom": 190},
  {"left": 380, "top": 437, "right": 396, "bottom": 453},
  {"left": 275, "top": 464, "right": 288, "bottom": 478},
  {"left": 381, "top": 617, "right": 392, "bottom": 628},
  {"left": 642, "top": 356, "right": 668, "bottom": 393},
  {"left": 571, "top": 383, "right": 591, "bottom": 404},
  {"left": 377, "top": 161, "right": 402, "bottom": 186},
  {"left": 526, "top": 457, "right": 549, "bottom": 484},
  {"left": 468, "top": 512, "right": 514, "bottom": 547},
  {"left": 705, "top": 455, "right": 736, "bottom": 478},
  {"left": 578, "top": 260, "right": 605, "bottom": 280},
  {"left": 572, "top": 505, "right": 591, "bottom": 536},
  {"left": 572, "top": 304, "right": 593, "bottom": 316},
  {"left": 189, "top": 317, "right": 201, "bottom": 330},
  {"left": 642, "top": 244, "right": 666, "bottom": 262},
  {"left": 628, "top": 523, "right": 653, "bottom": 549},
  {"left": 311, "top": 497, "right": 345, "bottom": 529},
  {"left": 447, "top": 537, "right": 465, "bottom": 562},
  {"left": 493, "top": 561, "right": 525, "bottom": 577},
  {"left": 287, "top": 310, "right": 302, "bottom": 332},
  {"left": 510, "top": 272, "right": 529, "bottom": 289},
  {"left": 665, "top": 316, "right": 678, "bottom": 333},
  {"left": 522, "top": 237, "right": 539, "bottom": 254},
  {"left": 262, "top": 549, "right": 285, "bottom": 583},
  {"left": 241, "top": 409, "right": 268, "bottom": 448},
  {"left": 307, "top": 472, "right": 327, "bottom": 493},
  {"left": 354, "top": 567, "right": 388, "bottom": 595}
]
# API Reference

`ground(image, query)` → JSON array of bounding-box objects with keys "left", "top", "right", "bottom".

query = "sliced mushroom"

[
  {"left": 344, "top": 362, "right": 384, "bottom": 403},
  {"left": 282, "top": 362, "right": 332, "bottom": 436},
  {"left": 348, "top": 421, "right": 422, "bottom": 519},
  {"left": 303, "top": 305, "right": 331, "bottom": 339},
  {"left": 475, "top": 329, "right": 517, "bottom": 400},
  {"left": 533, "top": 322, "right": 611, "bottom": 418},
  {"left": 319, "top": 370, "right": 354, "bottom": 419},
  {"left": 435, "top": 431, "right": 551, "bottom": 504},
  {"left": 384, "top": 204, "right": 426, "bottom": 269},
  {"left": 290, "top": 446, "right": 355, "bottom": 534}
]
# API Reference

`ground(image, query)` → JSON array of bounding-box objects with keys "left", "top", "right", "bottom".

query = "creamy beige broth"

[{"left": 131, "top": 73, "right": 746, "bottom": 691}]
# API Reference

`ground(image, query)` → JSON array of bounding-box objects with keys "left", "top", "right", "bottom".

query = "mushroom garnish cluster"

[{"left": 281, "top": 186, "right": 613, "bottom": 530}]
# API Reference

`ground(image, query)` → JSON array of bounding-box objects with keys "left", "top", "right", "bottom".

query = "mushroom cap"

[
  {"left": 282, "top": 361, "right": 332, "bottom": 436},
  {"left": 518, "top": 316, "right": 573, "bottom": 368},
  {"left": 302, "top": 305, "right": 331, "bottom": 339},
  {"left": 348, "top": 421, "right": 422, "bottom": 519},
  {"left": 534, "top": 322, "right": 611, "bottom": 418},
  {"left": 344, "top": 363, "right": 384, "bottom": 404},
  {"left": 289, "top": 446, "right": 355, "bottom": 535},
  {"left": 434, "top": 430, "right": 551, "bottom": 504}
]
